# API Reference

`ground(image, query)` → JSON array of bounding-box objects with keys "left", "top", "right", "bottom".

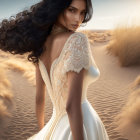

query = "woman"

[{"left": 0, "top": 0, "right": 109, "bottom": 139}]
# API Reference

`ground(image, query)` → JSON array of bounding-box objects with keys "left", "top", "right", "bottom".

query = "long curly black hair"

[{"left": 0, "top": 0, "right": 93, "bottom": 64}]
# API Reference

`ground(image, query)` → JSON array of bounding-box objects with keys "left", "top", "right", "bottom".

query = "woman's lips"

[{"left": 72, "top": 24, "right": 79, "bottom": 29}]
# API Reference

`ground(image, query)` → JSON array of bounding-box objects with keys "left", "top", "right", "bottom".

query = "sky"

[{"left": 0, "top": 0, "right": 140, "bottom": 30}]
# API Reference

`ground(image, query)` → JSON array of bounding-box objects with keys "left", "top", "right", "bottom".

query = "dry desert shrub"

[
  {"left": 0, "top": 65, "right": 13, "bottom": 132},
  {"left": 115, "top": 76, "right": 140, "bottom": 139},
  {"left": 4, "top": 58, "right": 36, "bottom": 86},
  {"left": 0, "top": 66, "right": 13, "bottom": 102},
  {"left": 0, "top": 55, "right": 35, "bottom": 134},
  {"left": 115, "top": 88, "right": 140, "bottom": 139},
  {"left": 130, "top": 75, "right": 140, "bottom": 90},
  {"left": 106, "top": 25, "right": 140, "bottom": 67}
]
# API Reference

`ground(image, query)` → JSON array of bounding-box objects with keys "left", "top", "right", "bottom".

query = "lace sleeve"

[{"left": 63, "top": 32, "right": 91, "bottom": 74}]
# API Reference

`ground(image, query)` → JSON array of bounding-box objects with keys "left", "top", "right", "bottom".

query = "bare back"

[{"left": 39, "top": 31, "right": 75, "bottom": 81}]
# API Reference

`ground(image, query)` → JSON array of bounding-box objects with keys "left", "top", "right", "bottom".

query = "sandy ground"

[{"left": 0, "top": 31, "right": 140, "bottom": 140}]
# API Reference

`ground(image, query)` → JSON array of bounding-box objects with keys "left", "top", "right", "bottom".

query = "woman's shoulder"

[{"left": 63, "top": 32, "right": 89, "bottom": 46}]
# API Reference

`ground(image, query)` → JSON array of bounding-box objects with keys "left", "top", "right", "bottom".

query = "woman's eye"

[
  {"left": 81, "top": 11, "right": 86, "bottom": 15},
  {"left": 69, "top": 9, "right": 75, "bottom": 13}
]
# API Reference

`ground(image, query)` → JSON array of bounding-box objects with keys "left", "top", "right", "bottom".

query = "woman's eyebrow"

[{"left": 69, "top": 6, "right": 86, "bottom": 11}]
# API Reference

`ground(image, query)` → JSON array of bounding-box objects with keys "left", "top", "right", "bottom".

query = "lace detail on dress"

[{"left": 63, "top": 32, "right": 91, "bottom": 74}]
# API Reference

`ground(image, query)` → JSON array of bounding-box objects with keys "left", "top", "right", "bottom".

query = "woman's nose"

[{"left": 74, "top": 14, "right": 81, "bottom": 22}]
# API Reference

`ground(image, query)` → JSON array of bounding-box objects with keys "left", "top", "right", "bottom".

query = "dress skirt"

[{"left": 27, "top": 99, "right": 109, "bottom": 140}]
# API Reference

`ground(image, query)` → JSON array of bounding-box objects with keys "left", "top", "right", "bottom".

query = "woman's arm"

[
  {"left": 35, "top": 63, "right": 46, "bottom": 130},
  {"left": 66, "top": 68, "right": 85, "bottom": 140}
]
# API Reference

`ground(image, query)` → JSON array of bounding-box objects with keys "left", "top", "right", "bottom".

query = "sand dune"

[
  {"left": 80, "top": 29, "right": 112, "bottom": 45},
  {"left": 0, "top": 30, "right": 140, "bottom": 140}
]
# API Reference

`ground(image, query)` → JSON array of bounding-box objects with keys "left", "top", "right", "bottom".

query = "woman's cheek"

[{"left": 65, "top": 12, "right": 74, "bottom": 22}]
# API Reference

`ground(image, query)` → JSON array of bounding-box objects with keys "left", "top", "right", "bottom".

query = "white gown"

[{"left": 27, "top": 32, "right": 109, "bottom": 140}]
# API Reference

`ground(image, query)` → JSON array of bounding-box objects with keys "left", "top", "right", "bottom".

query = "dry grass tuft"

[
  {"left": 130, "top": 75, "right": 140, "bottom": 90},
  {"left": 115, "top": 76, "right": 140, "bottom": 139},
  {"left": 0, "top": 53, "right": 35, "bottom": 134},
  {"left": 4, "top": 58, "right": 36, "bottom": 86},
  {"left": 106, "top": 25, "right": 140, "bottom": 67},
  {"left": 0, "top": 66, "right": 13, "bottom": 102},
  {"left": 0, "top": 64, "right": 13, "bottom": 132}
]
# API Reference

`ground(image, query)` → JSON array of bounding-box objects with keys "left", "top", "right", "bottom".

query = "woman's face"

[{"left": 56, "top": 0, "right": 87, "bottom": 31}]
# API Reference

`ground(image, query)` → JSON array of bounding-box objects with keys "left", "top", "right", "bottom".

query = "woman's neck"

[{"left": 50, "top": 24, "right": 71, "bottom": 35}]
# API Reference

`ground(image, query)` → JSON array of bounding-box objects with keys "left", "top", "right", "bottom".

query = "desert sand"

[{"left": 0, "top": 30, "right": 140, "bottom": 140}]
